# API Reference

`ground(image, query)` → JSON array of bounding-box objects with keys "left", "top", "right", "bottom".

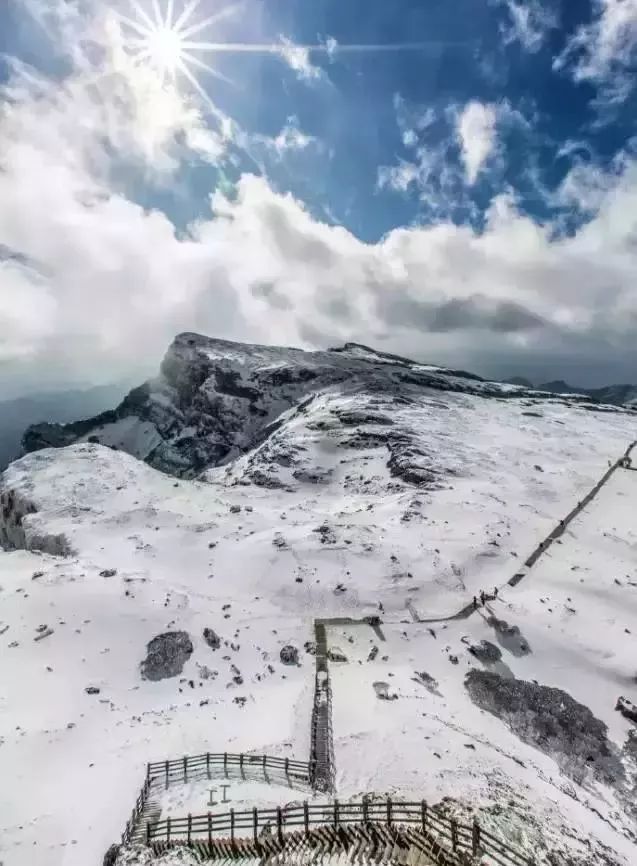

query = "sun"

[
  {"left": 118, "top": 1, "right": 432, "bottom": 114},
  {"left": 118, "top": 0, "right": 240, "bottom": 96},
  {"left": 144, "top": 24, "right": 185, "bottom": 77}
]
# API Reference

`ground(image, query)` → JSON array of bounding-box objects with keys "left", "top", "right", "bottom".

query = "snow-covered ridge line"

[{"left": 19, "top": 333, "right": 631, "bottom": 479}]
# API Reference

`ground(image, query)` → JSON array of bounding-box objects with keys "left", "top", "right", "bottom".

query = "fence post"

[
  {"left": 263, "top": 753, "right": 267, "bottom": 775},
  {"left": 285, "top": 757, "right": 290, "bottom": 781},
  {"left": 165, "top": 760, "right": 169, "bottom": 789},
  {"left": 386, "top": 797, "right": 392, "bottom": 828},
  {"left": 206, "top": 752, "right": 211, "bottom": 779},
  {"left": 146, "top": 762, "right": 151, "bottom": 782},
  {"left": 277, "top": 806, "right": 283, "bottom": 844},
  {"left": 304, "top": 800, "right": 309, "bottom": 834},
  {"left": 240, "top": 753, "right": 244, "bottom": 777},
  {"left": 183, "top": 756, "right": 188, "bottom": 784},
  {"left": 230, "top": 808, "right": 235, "bottom": 846},
  {"left": 146, "top": 821, "right": 151, "bottom": 845},
  {"left": 253, "top": 807, "right": 258, "bottom": 843},
  {"left": 167, "top": 817, "right": 172, "bottom": 844},
  {"left": 420, "top": 800, "right": 427, "bottom": 833},
  {"left": 472, "top": 818, "right": 481, "bottom": 856},
  {"left": 333, "top": 799, "right": 339, "bottom": 828},
  {"left": 451, "top": 818, "right": 458, "bottom": 851},
  {"left": 187, "top": 814, "right": 192, "bottom": 846},
  {"left": 224, "top": 751, "right": 228, "bottom": 777},
  {"left": 208, "top": 812, "right": 212, "bottom": 846},
  {"left": 362, "top": 797, "right": 369, "bottom": 823}
]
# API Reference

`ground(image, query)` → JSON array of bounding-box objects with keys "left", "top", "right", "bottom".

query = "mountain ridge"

[{"left": 20, "top": 333, "right": 633, "bottom": 478}]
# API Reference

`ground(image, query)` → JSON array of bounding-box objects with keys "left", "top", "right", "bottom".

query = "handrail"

[
  {"left": 121, "top": 751, "right": 310, "bottom": 844},
  {"left": 146, "top": 797, "right": 535, "bottom": 866}
]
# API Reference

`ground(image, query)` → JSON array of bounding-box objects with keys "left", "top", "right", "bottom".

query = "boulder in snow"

[
  {"left": 280, "top": 645, "right": 299, "bottom": 665},
  {"left": 140, "top": 631, "right": 193, "bottom": 681}
]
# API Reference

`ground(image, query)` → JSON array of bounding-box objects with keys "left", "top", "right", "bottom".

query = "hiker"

[
  {"left": 378, "top": 601, "right": 385, "bottom": 613},
  {"left": 479, "top": 590, "right": 486, "bottom": 606},
  {"left": 473, "top": 595, "right": 478, "bottom": 610},
  {"left": 493, "top": 587, "right": 498, "bottom": 598}
]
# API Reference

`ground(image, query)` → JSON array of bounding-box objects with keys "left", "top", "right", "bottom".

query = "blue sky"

[{"left": 1, "top": 0, "right": 637, "bottom": 396}]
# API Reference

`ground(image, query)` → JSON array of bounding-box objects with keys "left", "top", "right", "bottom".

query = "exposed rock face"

[
  {"left": 20, "top": 333, "right": 600, "bottom": 480},
  {"left": 0, "top": 485, "right": 73, "bottom": 556},
  {"left": 465, "top": 671, "right": 624, "bottom": 786},
  {"left": 616, "top": 695, "right": 637, "bottom": 723},
  {"left": 140, "top": 631, "right": 193, "bottom": 681}
]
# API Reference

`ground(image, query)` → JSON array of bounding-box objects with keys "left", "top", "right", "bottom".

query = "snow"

[{"left": 1, "top": 375, "right": 636, "bottom": 865}]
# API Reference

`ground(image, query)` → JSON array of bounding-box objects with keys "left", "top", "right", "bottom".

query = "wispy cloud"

[
  {"left": 494, "top": 0, "right": 557, "bottom": 53},
  {"left": 555, "top": 0, "right": 637, "bottom": 104},
  {"left": 456, "top": 102, "right": 498, "bottom": 185},
  {"left": 278, "top": 37, "right": 323, "bottom": 80}
]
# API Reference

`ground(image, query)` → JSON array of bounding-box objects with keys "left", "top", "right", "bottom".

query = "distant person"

[{"left": 479, "top": 590, "right": 486, "bottom": 606}]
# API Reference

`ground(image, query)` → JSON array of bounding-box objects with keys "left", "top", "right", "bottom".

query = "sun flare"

[{"left": 119, "top": 0, "right": 432, "bottom": 114}]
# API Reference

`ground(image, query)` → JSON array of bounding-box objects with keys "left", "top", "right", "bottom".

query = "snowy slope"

[{"left": 1, "top": 338, "right": 636, "bottom": 866}]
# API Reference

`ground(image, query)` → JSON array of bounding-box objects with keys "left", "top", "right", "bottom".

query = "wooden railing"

[
  {"left": 146, "top": 797, "right": 535, "bottom": 866},
  {"left": 121, "top": 751, "right": 310, "bottom": 844},
  {"left": 147, "top": 751, "right": 311, "bottom": 788}
]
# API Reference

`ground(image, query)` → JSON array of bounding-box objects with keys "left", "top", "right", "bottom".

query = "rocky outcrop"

[
  {"left": 0, "top": 485, "right": 73, "bottom": 556},
  {"left": 465, "top": 670, "right": 624, "bottom": 786},
  {"left": 140, "top": 632, "right": 193, "bottom": 681}
]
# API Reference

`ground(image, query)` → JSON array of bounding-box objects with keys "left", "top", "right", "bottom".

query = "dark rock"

[
  {"left": 367, "top": 645, "right": 379, "bottom": 662},
  {"left": 99, "top": 569, "right": 117, "bottom": 578},
  {"left": 616, "top": 696, "right": 637, "bottom": 724},
  {"left": 229, "top": 504, "right": 241, "bottom": 514},
  {"left": 203, "top": 628, "right": 221, "bottom": 650},
  {"left": 102, "top": 843, "right": 120, "bottom": 866},
  {"left": 465, "top": 670, "right": 624, "bottom": 785},
  {"left": 280, "top": 645, "right": 299, "bottom": 665},
  {"left": 85, "top": 686, "right": 100, "bottom": 695},
  {"left": 140, "top": 631, "right": 193, "bottom": 681},
  {"left": 469, "top": 640, "right": 502, "bottom": 664}
]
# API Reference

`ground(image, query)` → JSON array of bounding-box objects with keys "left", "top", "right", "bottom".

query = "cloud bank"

[{"left": 1, "top": 0, "right": 637, "bottom": 396}]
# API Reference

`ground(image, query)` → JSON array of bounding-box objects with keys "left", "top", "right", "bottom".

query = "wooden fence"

[
  {"left": 121, "top": 751, "right": 310, "bottom": 845},
  {"left": 146, "top": 797, "right": 535, "bottom": 866},
  {"left": 147, "top": 751, "right": 311, "bottom": 788}
]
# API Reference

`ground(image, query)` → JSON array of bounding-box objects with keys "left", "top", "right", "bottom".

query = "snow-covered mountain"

[
  {"left": 1, "top": 335, "right": 637, "bottom": 866},
  {"left": 22, "top": 333, "right": 625, "bottom": 479}
]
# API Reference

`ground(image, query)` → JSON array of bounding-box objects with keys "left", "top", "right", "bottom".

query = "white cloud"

[
  {"left": 456, "top": 102, "right": 498, "bottom": 185},
  {"left": 278, "top": 37, "right": 323, "bottom": 81},
  {"left": 271, "top": 119, "right": 318, "bottom": 156},
  {"left": 496, "top": 0, "right": 557, "bottom": 52},
  {"left": 1, "top": 0, "right": 637, "bottom": 395},
  {"left": 555, "top": 0, "right": 637, "bottom": 102}
]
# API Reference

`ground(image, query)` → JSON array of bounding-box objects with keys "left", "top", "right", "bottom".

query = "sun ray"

[
  {"left": 151, "top": 0, "right": 165, "bottom": 27},
  {"left": 183, "top": 51, "right": 237, "bottom": 87},
  {"left": 166, "top": 0, "right": 175, "bottom": 29},
  {"left": 177, "top": 2, "right": 244, "bottom": 41},
  {"left": 118, "top": 12, "right": 152, "bottom": 37},
  {"left": 172, "top": 0, "right": 201, "bottom": 33},
  {"left": 128, "top": 0, "right": 156, "bottom": 31},
  {"left": 177, "top": 59, "right": 227, "bottom": 122},
  {"left": 181, "top": 41, "right": 282, "bottom": 53}
]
